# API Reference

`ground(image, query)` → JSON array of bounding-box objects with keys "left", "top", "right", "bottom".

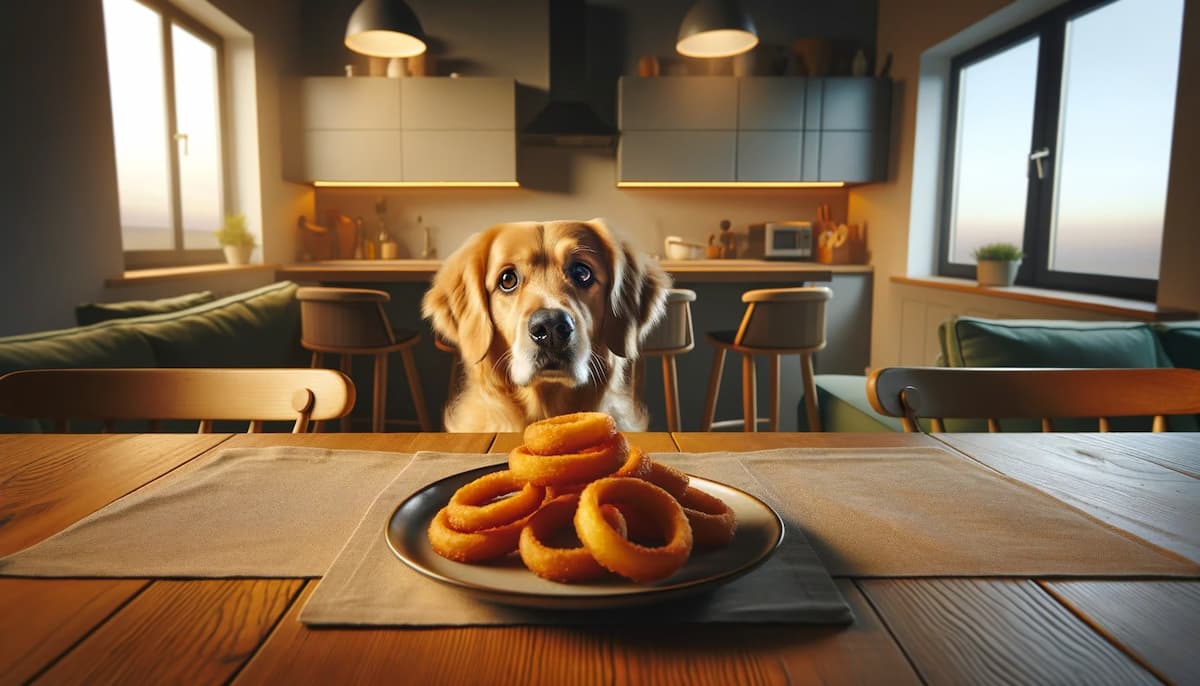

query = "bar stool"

[
  {"left": 638, "top": 289, "right": 696, "bottom": 432},
  {"left": 701, "top": 287, "right": 831, "bottom": 432},
  {"left": 296, "top": 287, "right": 432, "bottom": 432},
  {"left": 434, "top": 335, "right": 462, "bottom": 415}
]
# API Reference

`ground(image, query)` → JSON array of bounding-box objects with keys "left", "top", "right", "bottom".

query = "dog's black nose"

[{"left": 528, "top": 308, "right": 575, "bottom": 350}]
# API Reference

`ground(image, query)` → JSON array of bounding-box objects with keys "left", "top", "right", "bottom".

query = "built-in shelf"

[{"left": 106, "top": 263, "right": 277, "bottom": 288}]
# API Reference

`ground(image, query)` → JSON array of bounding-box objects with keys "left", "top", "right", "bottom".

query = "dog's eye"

[
  {"left": 567, "top": 262, "right": 593, "bottom": 287},
  {"left": 497, "top": 268, "right": 519, "bottom": 293}
]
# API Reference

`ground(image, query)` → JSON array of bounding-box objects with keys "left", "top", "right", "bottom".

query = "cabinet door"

[
  {"left": 400, "top": 78, "right": 515, "bottom": 130},
  {"left": 738, "top": 78, "right": 807, "bottom": 130},
  {"left": 303, "top": 130, "right": 403, "bottom": 181},
  {"left": 821, "top": 78, "right": 886, "bottom": 130},
  {"left": 300, "top": 78, "right": 401, "bottom": 130},
  {"left": 619, "top": 77, "right": 738, "bottom": 130},
  {"left": 401, "top": 131, "right": 515, "bottom": 182},
  {"left": 817, "top": 131, "right": 877, "bottom": 182},
  {"left": 619, "top": 131, "right": 736, "bottom": 181},
  {"left": 737, "top": 131, "right": 804, "bottom": 181}
]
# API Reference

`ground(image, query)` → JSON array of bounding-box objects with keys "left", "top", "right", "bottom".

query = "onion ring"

[
  {"left": 641, "top": 459, "right": 690, "bottom": 499},
  {"left": 444, "top": 470, "right": 546, "bottom": 532},
  {"left": 575, "top": 477, "right": 693, "bottom": 582},
  {"left": 518, "top": 495, "right": 627, "bottom": 583},
  {"left": 428, "top": 506, "right": 534, "bottom": 563},
  {"left": 522, "top": 412, "right": 616, "bottom": 455},
  {"left": 614, "top": 445, "right": 651, "bottom": 479},
  {"left": 678, "top": 486, "right": 737, "bottom": 548},
  {"left": 509, "top": 434, "right": 628, "bottom": 487}
]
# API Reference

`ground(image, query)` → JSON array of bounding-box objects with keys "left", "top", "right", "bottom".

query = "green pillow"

[
  {"left": 939, "top": 316, "right": 1171, "bottom": 368},
  {"left": 75, "top": 291, "right": 215, "bottom": 326},
  {"left": 134, "top": 281, "right": 304, "bottom": 368},
  {"left": 1155, "top": 321, "right": 1200, "bottom": 370}
]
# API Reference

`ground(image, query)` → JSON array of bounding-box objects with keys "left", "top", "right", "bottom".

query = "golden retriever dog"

[{"left": 422, "top": 219, "right": 669, "bottom": 432}]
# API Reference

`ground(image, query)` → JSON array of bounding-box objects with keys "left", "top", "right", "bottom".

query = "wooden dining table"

[{"left": 1, "top": 431, "right": 1197, "bottom": 685}]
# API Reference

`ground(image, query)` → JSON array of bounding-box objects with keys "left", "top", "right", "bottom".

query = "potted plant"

[
  {"left": 215, "top": 214, "right": 256, "bottom": 265},
  {"left": 972, "top": 242, "right": 1023, "bottom": 287}
]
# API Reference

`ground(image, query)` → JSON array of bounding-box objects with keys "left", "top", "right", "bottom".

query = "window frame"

[
  {"left": 107, "top": 0, "right": 232, "bottom": 270},
  {"left": 937, "top": 0, "right": 1168, "bottom": 301}
]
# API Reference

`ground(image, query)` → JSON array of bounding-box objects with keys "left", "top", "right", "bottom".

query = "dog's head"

[{"left": 422, "top": 219, "right": 669, "bottom": 388}]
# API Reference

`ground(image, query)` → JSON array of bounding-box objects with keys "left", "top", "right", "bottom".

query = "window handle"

[
  {"left": 174, "top": 132, "right": 189, "bottom": 156},
  {"left": 1029, "top": 147, "right": 1050, "bottom": 179}
]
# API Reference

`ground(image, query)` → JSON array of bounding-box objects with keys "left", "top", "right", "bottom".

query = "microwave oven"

[{"left": 747, "top": 221, "right": 814, "bottom": 260}]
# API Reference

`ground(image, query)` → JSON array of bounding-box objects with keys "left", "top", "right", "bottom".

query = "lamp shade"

[
  {"left": 675, "top": 0, "right": 758, "bottom": 58},
  {"left": 344, "top": 0, "right": 427, "bottom": 58}
]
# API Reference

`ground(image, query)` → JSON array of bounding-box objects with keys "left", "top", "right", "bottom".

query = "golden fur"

[{"left": 422, "top": 219, "right": 669, "bottom": 432}]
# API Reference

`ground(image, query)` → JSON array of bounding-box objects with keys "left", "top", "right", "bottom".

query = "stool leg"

[
  {"left": 401, "top": 346, "right": 432, "bottom": 432},
  {"left": 662, "top": 355, "right": 680, "bottom": 432},
  {"left": 768, "top": 354, "right": 780, "bottom": 432},
  {"left": 801, "top": 352, "right": 821, "bottom": 431},
  {"left": 742, "top": 354, "right": 757, "bottom": 432},
  {"left": 309, "top": 351, "right": 321, "bottom": 368},
  {"left": 702, "top": 347, "right": 726, "bottom": 431},
  {"left": 340, "top": 354, "right": 353, "bottom": 433},
  {"left": 373, "top": 352, "right": 388, "bottom": 433}
]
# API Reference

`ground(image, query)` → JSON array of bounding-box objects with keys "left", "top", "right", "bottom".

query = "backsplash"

[{"left": 313, "top": 146, "right": 850, "bottom": 260}]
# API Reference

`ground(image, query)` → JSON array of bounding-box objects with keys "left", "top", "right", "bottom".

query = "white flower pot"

[
  {"left": 223, "top": 245, "right": 254, "bottom": 265},
  {"left": 976, "top": 259, "right": 1020, "bottom": 287}
]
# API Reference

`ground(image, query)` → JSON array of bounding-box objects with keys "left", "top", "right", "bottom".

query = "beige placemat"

[
  {"left": 301, "top": 452, "right": 853, "bottom": 626},
  {"left": 0, "top": 447, "right": 412, "bottom": 578},
  {"left": 737, "top": 447, "right": 1200, "bottom": 577}
]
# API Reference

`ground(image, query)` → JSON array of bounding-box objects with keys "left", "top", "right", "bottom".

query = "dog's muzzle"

[{"left": 528, "top": 308, "right": 575, "bottom": 352}]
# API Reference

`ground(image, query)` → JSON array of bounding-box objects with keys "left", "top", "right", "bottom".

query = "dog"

[{"left": 422, "top": 219, "right": 669, "bottom": 432}]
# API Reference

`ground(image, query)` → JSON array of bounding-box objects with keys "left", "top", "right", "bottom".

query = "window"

[
  {"left": 102, "top": 0, "right": 227, "bottom": 267},
  {"left": 939, "top": 0, "right": 1184, "bottom": 299}
]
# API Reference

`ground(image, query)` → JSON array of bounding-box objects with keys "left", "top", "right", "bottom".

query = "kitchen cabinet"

[
  {"left": 292, "top": 77, "right": 516, "bottom": 184},
  {"left": 617, "top": 76, "right": 890, "bottom": 184}
]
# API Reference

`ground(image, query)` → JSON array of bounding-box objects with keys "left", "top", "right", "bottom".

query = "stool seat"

[
  {"left": 702, "top": 287, "right": 831, "bottom": 432},
  {"left": 297, "top": 287, "right": 431, "bottom": 433}
]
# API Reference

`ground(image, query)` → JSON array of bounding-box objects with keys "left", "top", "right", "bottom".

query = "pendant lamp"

[
  {"left": 344, "top": 0, "right": 427, "bottom": 58},
  {"left": 675, "top": 0, "right": 758, "bottom": 59}
]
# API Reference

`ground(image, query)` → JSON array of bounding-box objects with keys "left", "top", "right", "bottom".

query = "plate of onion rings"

[{"left": 385, "top": 462, "right": 785, "bottom": 610}]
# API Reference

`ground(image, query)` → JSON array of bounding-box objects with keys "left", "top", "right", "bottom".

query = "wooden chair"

[
  {"left": 702, "top": 287, "right": 831, "bottom": 432},
  {"left": 0, "top": 368, "right": 355, "bottom": 433},
  {"left": 867, "top": 366, "right": 1200, "bottom": 433},
  {"left": 637, "top": 289, "right": 696, "bottom": 432},
  {"left": 297, "top": 287, "right": 432, "bottom": 432}
]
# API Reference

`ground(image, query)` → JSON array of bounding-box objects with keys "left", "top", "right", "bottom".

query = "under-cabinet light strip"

[
  {"left": 313, "top": 181, "right": 521, "bottom": 188},
  {"left": 617, "top": 181, "right": 846, "bottom": 189}
]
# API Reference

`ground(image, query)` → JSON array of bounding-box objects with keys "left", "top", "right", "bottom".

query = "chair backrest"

[
  {"left": 867, "top": 366, "right": 1200, "bottom": 433},
  {"left": 641, "top": 289, "right": 696, "bottom": 354},
  {"left": 296, "top": 287, "right": 396, "bottom": 350},
  {"left": 0, "top": 368, "right": 356, "bottom": 433},
  {"left": 734, "top": 287, "right": 831, "bottom": 351}
]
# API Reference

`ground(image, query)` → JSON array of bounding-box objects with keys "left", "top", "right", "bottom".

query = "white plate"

[{"left": 385, "top": 463, "right": 784, "bottom": 609}]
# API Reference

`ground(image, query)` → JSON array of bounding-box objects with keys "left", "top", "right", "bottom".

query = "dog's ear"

[
  {"left": 591, "top": 219, "right": 671, "bottom": 359},
  {"left": 421, "top": 229, "right": 495, "bottom": 364}
]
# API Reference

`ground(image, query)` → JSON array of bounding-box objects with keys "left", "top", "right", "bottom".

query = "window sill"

[
  {"left": 106, "top": 263, "right": 277, "bottom": 288},
  {"left": 891, "top": 275, "right": 1196, "bottom": 321}
]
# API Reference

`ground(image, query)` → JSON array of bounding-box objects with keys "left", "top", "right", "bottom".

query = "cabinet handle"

[{"left": 174, "top": 132, "right": 189, "bottom": 156}]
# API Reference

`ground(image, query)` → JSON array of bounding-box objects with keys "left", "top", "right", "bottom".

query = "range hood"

[{"left": 522, "top": 0, "right": 616, "bottom": 146}]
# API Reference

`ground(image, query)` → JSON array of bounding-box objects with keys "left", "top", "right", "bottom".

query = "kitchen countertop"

[{"left": 276, "top": 259, "right": 871, "bottom": 284}]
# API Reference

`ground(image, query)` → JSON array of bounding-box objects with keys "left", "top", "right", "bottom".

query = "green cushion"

[
  {"left": 939, "top": 316, "right": 1171, "bottom": 368},
  {"left": 802, "top": 375, "right": 906, "bottom": 432},
  {"left": 1155, "top": 321, "right": 1200, "bottom": 370},
  {"left": 134, "top": 281, "right": 304, "bottom": 368},
  {"left": 75, "top": 291, "right": 215, "bottom": 326}
]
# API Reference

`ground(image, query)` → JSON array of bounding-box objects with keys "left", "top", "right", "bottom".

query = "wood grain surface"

[
  {"left": 1062, "top": 433, "right": 1200, "bottom": 480},
  {"left": 1042, "top": 580, "right": 1200, "bottom": 685},
  {"left": 935, "top": 433, "right": 1200, "bottom": 563},
  {"left": 0, "top": 578, "right": 148, "bottom": 684},
  {"left": 0, "top": 434, "right": 230, "bottom": 556},
  {"left": 36, "top": 579, "right": 301, "bottom": 685},
  {"left": 859, "top": 578, "right": 1158, "bottom": 685}
]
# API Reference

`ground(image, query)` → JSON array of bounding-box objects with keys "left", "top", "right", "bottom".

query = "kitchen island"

[{"left": 276, "top": 260, "right": 873, "bottom": 431}]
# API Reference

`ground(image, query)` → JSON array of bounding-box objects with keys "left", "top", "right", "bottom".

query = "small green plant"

[
  {"left": 215, "top": 214, "right": 256, "bottom": 247},
  {"left": 972, "top": 242, "right": 1023, "bottom": 261}
]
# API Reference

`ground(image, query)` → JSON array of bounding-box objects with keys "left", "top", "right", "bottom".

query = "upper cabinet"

[
  {"left": 618, "top": 76, "right": 891, "bottom": 184},
  {"left": 292, "top": 77, "right": 516, "bottom": 185}
]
